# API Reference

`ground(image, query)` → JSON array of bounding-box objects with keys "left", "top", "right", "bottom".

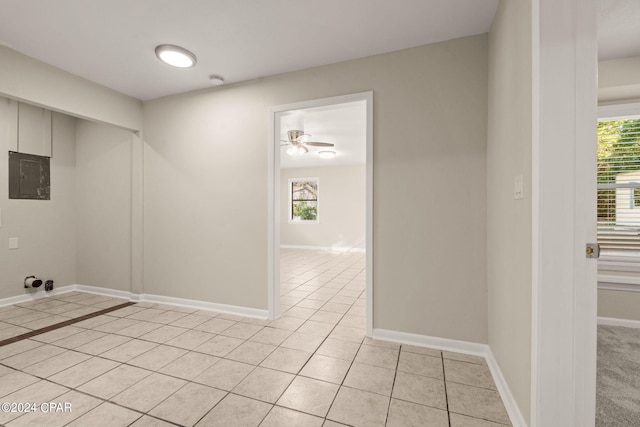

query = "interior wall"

[
  {"left": 280, "top": 165, "right": 365, "bottom": 250},
  {"left": 0, "top": 45, "right": 142, "bottom": 132},
  {"left": 143, "top": 34, "right": 489, "bottom": 341},
  {"left": 75, "top": 120, "right": 133, "bottom": 292},
  {"left": 0, "top": 96, "right": 77, "bottom": 299},
  {"left": 487, "top": 0, "right": 533, "bottom": 422}
]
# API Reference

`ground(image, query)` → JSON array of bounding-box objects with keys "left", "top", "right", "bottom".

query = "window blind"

[{"left": 597, "top": 118, "right": 640, "bottom": 254}]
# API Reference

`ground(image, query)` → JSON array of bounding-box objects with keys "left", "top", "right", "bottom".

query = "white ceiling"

[
  {"left": 598, "top": 0, "right": 640, "bottom": 60},
  {"left": 279, "top": 101, "right": 366, "bottom": 169},
  {"left": 0, "top": 0, "right": 499, "bottom": 101}
]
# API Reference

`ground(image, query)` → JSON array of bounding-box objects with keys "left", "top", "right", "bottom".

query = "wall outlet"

[{"left": 9, "top": 237, "right": 18, "bottom": 250}]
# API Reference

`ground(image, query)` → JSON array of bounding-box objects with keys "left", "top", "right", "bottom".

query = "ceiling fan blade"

[{"left": 305, "top": 142, "right": 335, "bottom": 147}]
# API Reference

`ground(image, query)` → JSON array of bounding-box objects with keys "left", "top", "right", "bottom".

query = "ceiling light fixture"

[
  {"left": 287, "top": 145, "right": 309, "bottom": 156},
  {"left": 155, "top": 44, "right": 197, "bottom": 68},
  {"left": 318, "top": 150, "right": 336, "bottom": 159}
]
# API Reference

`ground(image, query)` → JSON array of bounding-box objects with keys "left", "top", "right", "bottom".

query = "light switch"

[
  {"left": 9, "top": 238, "right": 18, "bottom": 250},
  {"left": 514, "top": 174, "right": 523, "bottom": 199}
]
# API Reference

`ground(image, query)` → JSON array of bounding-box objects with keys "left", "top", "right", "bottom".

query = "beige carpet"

[{"left": 597, "top": 325, "right": 640, "bottom": 426}]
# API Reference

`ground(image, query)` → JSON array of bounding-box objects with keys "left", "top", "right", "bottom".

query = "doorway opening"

[{"left": 268, "top": 92, "right": 373, "bottom": 336}]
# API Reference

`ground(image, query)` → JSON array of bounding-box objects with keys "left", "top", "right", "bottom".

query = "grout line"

[
  {"left": 384, "top": 344, "right": 402, "bottom": 425},
  {"left": 0, "top": 302, "right": 136, "bottom": 347},
  {"left": 442, "top": 351, "right": 452, "bottom": 427}
]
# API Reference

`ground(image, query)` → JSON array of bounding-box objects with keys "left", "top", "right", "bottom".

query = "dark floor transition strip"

[{"left": 0, "top": 301, "right": 136, "bottom": 347}]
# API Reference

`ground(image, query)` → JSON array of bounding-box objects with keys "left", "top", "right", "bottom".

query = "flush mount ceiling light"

[
  {"left": 155, "top": 44, "right": 197, "bottom": 68},
  {"left": 318, "top": 150, "right": 336, "bottom": 159}
]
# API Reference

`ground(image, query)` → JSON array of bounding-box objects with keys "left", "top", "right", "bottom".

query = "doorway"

[{"left": 267, "top": 92, "right": 373, "bottom": 336}]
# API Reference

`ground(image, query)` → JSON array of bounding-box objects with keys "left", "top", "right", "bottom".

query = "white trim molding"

[
  {"left": 0, "top": 284, "right": 269, "bottom": 319},
  {"left": 598, "top": 316, "right": 640, "bottom": 329},
  {"left": 372, "top": 328, "right": 527, "bottom": 427}
]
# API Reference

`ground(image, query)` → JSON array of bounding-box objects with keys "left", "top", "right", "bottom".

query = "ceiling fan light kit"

[
  {"left": 283, "top": 129, "right": 336, "bottom": 156},
  {"left": 318, "top": 150, "right": 336, "bottom": 159}
]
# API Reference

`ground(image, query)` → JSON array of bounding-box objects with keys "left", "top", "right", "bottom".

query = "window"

[
  {"left": 289, "top": 178, "right": 319, "bottom": 223},
  {"left": 597, "top": 118, "right": 640, "bottom": 256}
]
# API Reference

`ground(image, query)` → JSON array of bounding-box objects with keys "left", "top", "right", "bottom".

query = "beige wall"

[
  {"left": 75, "top": 120, "right": 134, "bottom": 292},
  {"left": 0, "top": 45, "right": 142, "bottom": 131},
  {"left": 598, "top": 56, "right": 640, "bottom": 104},
  {"left": 143, "top": 35, "right": 489, "bottom": 341},
  {"left": 280, "top": 166, "right": 365, "bottom": 249},
  {"left": 0, "top": 97, "right": 77, "bottom": 299},
  {"left": 487, "top": 0, "right": 533, "bottom": 422},
  {"left": 598, "top": 289, "right": 640, "bottom": 321}
]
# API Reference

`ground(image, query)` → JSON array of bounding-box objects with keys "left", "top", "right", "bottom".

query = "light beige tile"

[
  {"left": 128, "top": 344, "right": 188, "bottom": 371},
  {"left": 117, "top": 320, "right": 162, "bottom": 338},
  {"left": 268, "top": 316, "right": 306, "bottom": 331},
  {"left": 138, "top": 325, "right": 188, "bottom": 343},
  {"left": 169, "top": 313, "right": 210, "bottom": 329},
  {"left": 105, "top": 305, "right": 146, "bottom": 318},
  {"left": 343, "top": 362, "right": 396, "bottom": 395},
  {"left": 296, "top": 299, "right": 326, "bottom": 310},
  {"left": 401, "top": 344, "right": 442, "bottom": 357},
  {"left": 193, "top": 317, "right": 237, "bottom": 334},
  {"left": 328, "top": 325, "right": 365, "bottom": 343},
  {"left": 445, "top": 359, "right": 496, "bottom": 390},
  {"left": 250, "top": 326, "right": 292, "bottom": 346},
  {"left": 280, "top": 331, "right": 325, "bottom": 353},
  {"left": 443, "top": 351, "right": 487, "bottom": 365},
  {"left": 261, "top": 405, "right": 324, "bottom": 427},
  {"left": 300, "top": 354, "right": 351, "bottom": 384},
  {"left": 100, "top": 338, "right": 158, "bottom": 362},
  {"left": 126, "top": 308, "right": 167, "bottom": 321},
  {"left": 354, "top": 344, "right": 399, "bottom": 369},
  {"left": 196, "top": 358, "right": 254, "bottom": 391},
  {"left": 22, "top": 350, "right": 91, "bottom": 378},
  {"left": 398, "top": 351, "right": 443, "bottom": 379},
  {"left": 446, "top": 382, "right": 511, "bottom": 425},
  {"left": 31, "top": 326, "right": 84, "bottom": 344},
  {"left": 193, "top": 334, "right": 244, "bottom": 357},
  {"left": 66, "top": 402, "right": 142, "bottom": 427},
  {"left": 0, "top": 339, "right": 42, "bottom": 360},
  {"left": 0, "top": 364, "right": 14, "bottom": 377},
  {"left": 130, "top": 415, "right": 176, "bottom": 427},
  {"left": 148, "top": 310, "right": 189, "bottom": 324},
  {"left": 75, "top": 334, "right": 131, "bottom": 355},
  {"left": 387, "top": 398, "right": 449, "bottom": 427},
  {"left": 7, "top": 390, "right": 101, "bottom": 427},
  {"left": 195, "top": 393, "right": 271, "bottom": 426},
  {"left": 283, "top": 306, "right": 317, "bottom": 319},
  {"left": 260, "top": 347, "right": 311, "bottom": 374},
  {"left": 93, "top": 317, "right": 139, "bottom": 333},
  {"left": 277, "top": 375, "right": 339, "bottom": 417},
  {"left": 392, "top": 371, "right": 447, "bottom": 409},
  {"left": 327, "top": 386, "right": 390, "bottom": 427},
  {"left": 48, "top": 356, "right": 120, "bottom": 388},
  {"left": 0, "top": 380, "right": 68, "bottom": 425},
  {"left": 316, "top": 338, "right": 360, "bottom": 361},
  {"left": 165, "top": 329, "right": 215, "bottom": 350},
  {"left": 233, "top": 366, "right": 295, "bottom": 403},
  {"left": 112, "top": 372, "right": 187, "bottom": 412},
  {"left": 2, "top": 344, "right": 66, "bottom": 369},
  {"left": 449, "top": 413, "right": 512, "bottom": 427},
  {"left": 72, "top": 315, "right": 117, "bottom": 330},
  {"left": 50, "top": 329, "right": 107, "bottom": 350},
  {"left": 159, "top": 351, "right": 219, "bottom": 380},
  {"left": 78, "top": 364, "right": 151, "bottom": 399},
  {"left": 0, "top": 326, "right": 30, "bottom": 339},
  {"left": 297, "top": 320, "right": 335, "bottom": 337},
  {"left": 219, "top": 322, "right": 263, "bottom": 340},
  {"left": 320, "top": 302, "right": 351, "bottom": 315},
  {"left": 309, "top": 310, "right": 344, "bottom": 325},
  {"left": 0, "top": 371, "right": 39, "bottom": 398},
  {"left": 323, "top": 420, "right": 350, "bottom": 427},
  {"left": 149, "top": 382, "right": 225, "bottom": 426},
  {"left": 226, "top": 340, "right": 276, "bottom": 365}
]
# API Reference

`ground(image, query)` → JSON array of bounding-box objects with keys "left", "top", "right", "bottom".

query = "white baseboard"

[
  {"left": 0, "top": 284, "right": 268, "bottom": 320},
  {"left": 598, "top": 316, "right": 640, "bottom": 328},
  {"left": 372, "top": 328, "right": 527, "bottom": 427},
  {"left": 280, "top": 244, "right": 365, "bottom": 253}
]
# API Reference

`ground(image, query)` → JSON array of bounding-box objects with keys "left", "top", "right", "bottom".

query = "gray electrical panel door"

[{"left": 8, "top": 151, "right": 50, "bottom": 200}]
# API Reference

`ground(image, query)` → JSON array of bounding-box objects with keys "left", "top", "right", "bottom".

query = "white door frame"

[
  {"left": 267, "top": 91, "right": 374, "bottom": 336},
  {"left": 531, "top": 0, "right": 598, "bottom": 425}
]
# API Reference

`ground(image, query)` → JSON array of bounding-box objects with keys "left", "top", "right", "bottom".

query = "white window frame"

[
  {"left": 288, "top": 177, "right": 319, "bottom": 224},
  {"left": 597, "top": 102, "right": 640, "bottom": 287}
]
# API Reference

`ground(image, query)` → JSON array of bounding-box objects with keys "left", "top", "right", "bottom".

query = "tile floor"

[{"left": 0, "top": 249, "right": 511, "bottom": 426}]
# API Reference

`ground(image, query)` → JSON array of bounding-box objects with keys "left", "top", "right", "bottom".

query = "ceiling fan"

[{"left": 281, "top": 130, "right": 334, "bottom": 155}]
